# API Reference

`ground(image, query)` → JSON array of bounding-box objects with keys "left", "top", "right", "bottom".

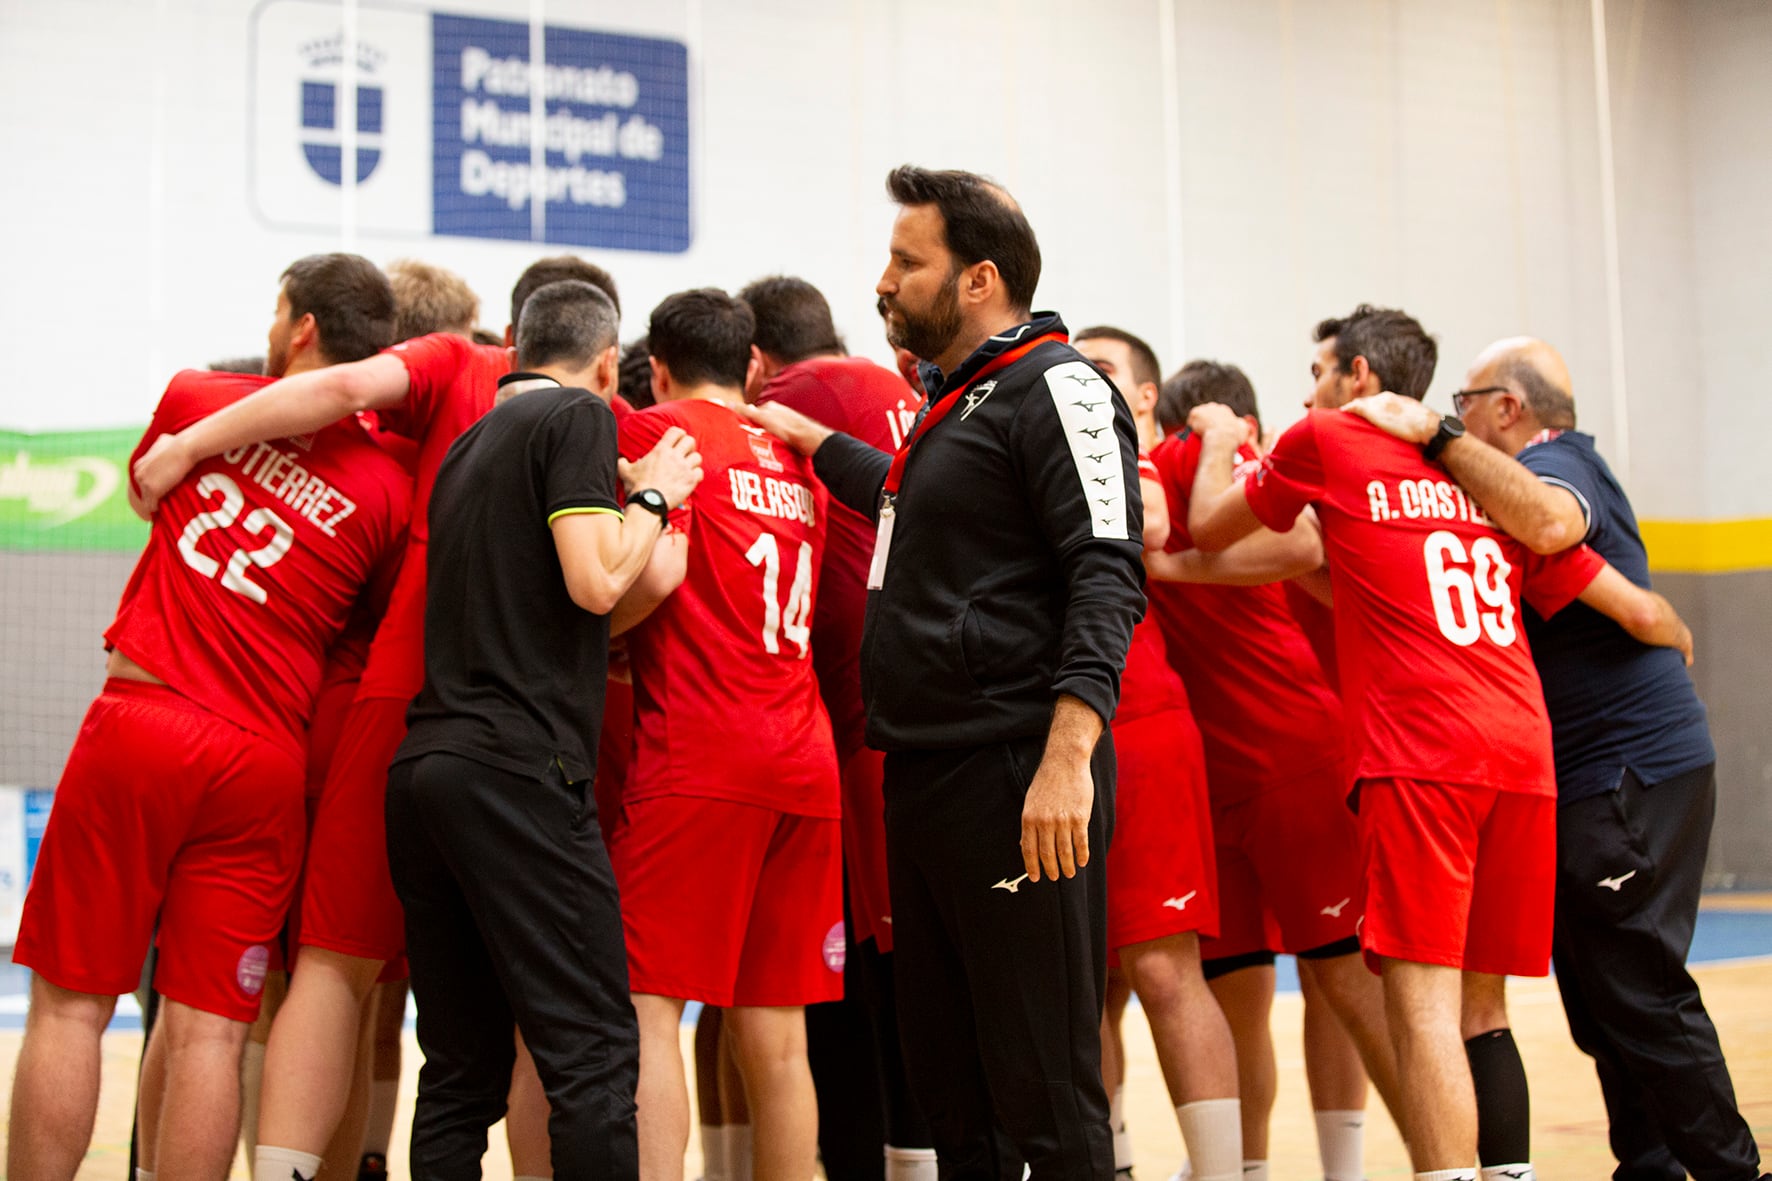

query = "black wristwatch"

[
  {"left": 1422, "top": 414, "right": 1466, "bottom": 462},
  {"left": 626, "top": 488, "right": 671, "bottom": 521}
]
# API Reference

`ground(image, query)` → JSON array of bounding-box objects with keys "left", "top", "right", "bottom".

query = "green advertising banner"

[{"left": 0, "top": 428, "right": 151, "bottom": 552}]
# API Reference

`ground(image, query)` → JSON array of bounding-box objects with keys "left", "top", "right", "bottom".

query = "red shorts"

[
  {"left": 1201, "top": 761, "right": 1363, "bottom": 960},
  {"left": 297, "top": 695, "right": 409, "bottom": 963},
  {"left": 14, "top": 680, "right": 304, "bottom": 1022},
  {"left": 609, "top": 795, "right": 843, "bottom": 1007},
  {"left": 1356, "top": 778, "right": 1554, "bottom": 977},
  {"left": 840, "top": 746, "right": 894, "bottom": 953},
  {"left": 1106, "top": 709, "right": 1217, "bottom": 957}
]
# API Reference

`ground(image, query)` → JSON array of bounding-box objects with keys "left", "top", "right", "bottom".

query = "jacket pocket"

[{"left": 1555, "top": 786, "right": 1655, "bottom": 922}]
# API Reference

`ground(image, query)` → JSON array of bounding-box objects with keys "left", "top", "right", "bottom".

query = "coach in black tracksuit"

[{"left": 745, "top": 166, "right": 1145, "bottom": 1181}]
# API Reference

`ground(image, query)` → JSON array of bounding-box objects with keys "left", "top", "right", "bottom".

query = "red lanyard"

[{"left": 882, "top": 332, "right": 1064, "bottom": 497}]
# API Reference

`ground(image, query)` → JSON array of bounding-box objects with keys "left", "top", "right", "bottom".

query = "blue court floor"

[{"left": 2, "top": 893, "right": 1768, "bottom": 1033}]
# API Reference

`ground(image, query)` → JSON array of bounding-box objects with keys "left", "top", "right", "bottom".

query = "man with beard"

[{"left": 743, "top": 165, "right": 1145, "bottom": 1181}]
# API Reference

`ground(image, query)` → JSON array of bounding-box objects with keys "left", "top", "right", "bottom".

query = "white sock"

[
  {"left": 1169, "top": 1163, "right": 1193, "bottom": 1181},
  {"left": 1414, "top": 1171, "right": 1476, "bottom": 1181},
  {"left": 1112, "top": 1085, "right": 1133, "bottom": 1172},
  {"left": 1241, "top": 1163, "right": 1269, "bottom": 1181},
  {"left": 702, "top": 1126, "right": 728, "bottom": 1181},
  {"left": 726, "top": 1123, "right": 754, "bottom": 1181},
  {"left": 365, "top": 1079, "right": 399, "bottom": 1154},
  {"left": 886, "top": 1145, "right": 939, "bottom": 1181},
  {"left": 1314, "top": 1109, "right": 1365, "bottom": 1181},
  {"left": 136, "top": 1170, "right": 156, "bottom": 1181},
  {"left": 255, "top": 1146, "right": 323, "bottom": 1181},
  {"left": 1175, "top": 1098, "right": 1241, "bottom": 1181},
  {"left": 1480, "top": 1167, "right": 1535, "bottom": 1181}
]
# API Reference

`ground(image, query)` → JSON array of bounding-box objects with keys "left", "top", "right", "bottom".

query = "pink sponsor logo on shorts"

[
  {"left": 237, "top": 944, "right": 271, "bottom": 995},
  {"left": 822, "top": 922, "right": 846, "bottom": 974}
]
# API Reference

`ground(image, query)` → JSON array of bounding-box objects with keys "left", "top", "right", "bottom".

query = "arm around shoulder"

[{"left": 1576, "top": 563, "right": 1694, "bottom": 665}]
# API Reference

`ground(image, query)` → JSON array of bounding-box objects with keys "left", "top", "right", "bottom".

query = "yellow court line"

[{"left": 1640, "top": 518, "right": 1772, "bottom": 574}]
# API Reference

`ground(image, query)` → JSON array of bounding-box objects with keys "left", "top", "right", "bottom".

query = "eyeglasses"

[{"left": 1452, "top": 386, "right": 1507, "bottom": 418}]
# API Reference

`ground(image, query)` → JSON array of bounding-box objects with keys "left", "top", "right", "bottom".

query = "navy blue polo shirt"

[{"left": 1518, "top": 431, "right": 1714, "bottom": 804}]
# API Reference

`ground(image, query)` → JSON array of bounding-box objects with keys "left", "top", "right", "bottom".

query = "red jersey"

[
  {"left": 620, "top": 398, "right": 840, "bottom": 817},
  {"left": 111, "top": 370, "right": 409, "bottom": 761},
  {"left": 1117, "top": 451, "right": 1191, "bottom": 725},
  {"left": 354, "top": 333, "right": 510, "bottom": 700},
  {"left": 756, "top": 356, "right": 922, "bottom": 758},
  {"left": 1146, "top": 432, "right": 1345, "bottom": 802},
  {"left": 1243, "top": 410, "right": 1604, "bottom": 795}
]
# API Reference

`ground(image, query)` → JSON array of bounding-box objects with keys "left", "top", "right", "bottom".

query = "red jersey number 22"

[
  {"left": 175, "top": 472, "right": 295, "bottom": 605},
  {"left": 745, "top": 531, "right": 813, "bottom": 657}
]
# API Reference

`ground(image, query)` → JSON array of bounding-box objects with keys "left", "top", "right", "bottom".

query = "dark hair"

[
  {"left": 648, "top": 289, "right": 755, "bottom": 390},
  {"left": 1313, "top": 304, "right": 1437, "bottom": 402},
  {"left": 388, "top": 258, "right": 479, "bottom": 342},
  {"left": 1160, "top": 360, "right": 1261, "bottom": 434},
  {"left": 619, "top": 336, "right": 655, "bottom": 409},
  {"left": 280, "top": 253, "right": 396, "bottom": 364},
  {"left": 1496, "top": 354, "right": 1577, "bottom": 429},
  {"left": 1074, "top": 326, "right": 1161, "bottom": 390},
  {"left": 511, "top": 255, "right": 620, "bottom": 330},
  {"left": 885, "top": 165, "right": 1041, "bottom": 314},
  {"left": 207, "top": 356, "right": 266, "bottom": 375},
  {"left": 739, "top": 276, "right": 844, "bottom": 363},
  {"left": 470, "top": 327, "right": 503, "bottom": 347},
  {"left": 514, "top": 281, "right": 619, "bottom": 371}
]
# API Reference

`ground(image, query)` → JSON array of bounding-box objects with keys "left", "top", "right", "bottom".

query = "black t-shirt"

[
  {"left": 1519, "top": 430, "right": 1713, "bottom": 803},
  {"left": 397, "top": 378, "right": 624, "bottom": 782}
]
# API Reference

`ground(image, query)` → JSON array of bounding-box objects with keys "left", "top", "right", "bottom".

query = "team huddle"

[{"left": 6, "top": 165, "right": 1760, "bottom": 1181}]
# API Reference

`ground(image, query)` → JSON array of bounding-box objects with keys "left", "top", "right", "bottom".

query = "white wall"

[{"left": 2, "top": 0, "right": 1768, "bottom": 524}]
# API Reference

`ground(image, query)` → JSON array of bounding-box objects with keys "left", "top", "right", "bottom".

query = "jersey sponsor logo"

[
  {"left": 1596, "top": 869, "right": 1637, "bottom": 892},
  {"left": 885, "top": 399, "right": 920, "bottom": 450},
  {"left": 1365, "top": 477, "right": 1493, "bottom": 527},
  {"left": 1043, "top": 361, "right": 1129, "bottom": 541},
  {"left": 1162, "top": 890, "right": 1197, "bottom": 911},
  {"left": 744, "top": 427, "right": 786, "bottom": 473},
  {"left": 959, "top": 379, "right": 997, "bottom": 420},
  {"left": 728, "top": 469, "right": 815, "bottom": 528},
  {"left": 221, "top": 441, "right": 359, "bottom": 537},
  {"left": 1320, "top": 896, "right": 1351, "bottom": 917},
  {"left": 992, "top": 873, "right": 1031, "bottom": 894},
  {"left": 237, "top": 944, "right": 271, "bottom": 995},
  {"left": 821, "top": 921, "right": 846, "bottom": 973}
]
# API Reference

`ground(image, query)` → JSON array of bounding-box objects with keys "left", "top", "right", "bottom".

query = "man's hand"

[
  {"left": 739, "top": 401, "right": 836, "bottom": 457},
  {"left": 619, "top": 427, "right": 703, "bottom": 509},
  {"left": 132, "top": 433, "right": 197, "bottom": 514},
  {"left": 1187, "top": 402, "right": 1253, "bottom": 443},
  {"left": 1342, "top": 392, "right": 1439, "bottom": 444},
  {"left": 1019, "top": 695, "right": 1102, "bottom": 882}
]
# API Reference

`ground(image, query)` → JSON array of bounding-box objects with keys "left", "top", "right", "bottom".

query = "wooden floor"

[{"left": 3, "top": 946, "right": 1767, "bottom": 1179}]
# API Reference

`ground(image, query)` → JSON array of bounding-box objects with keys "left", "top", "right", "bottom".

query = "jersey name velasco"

[
  {"left": 112, "top": 370, "right": 410, "bottom": 762},
  {"left": 1148, "top": 431, "right": 1345, "bottom": 801},
  {"left": 1243, "top": 409, "right": 1601, "bottom": 795},
  {"left": 352, "top": 332, "right": 511, "bottom": 702},
  {"left": 619, "top": 397, "right": 840, "bottom": 818}
]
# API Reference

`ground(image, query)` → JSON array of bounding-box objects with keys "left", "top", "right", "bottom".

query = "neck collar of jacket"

[
  {"left": 496, "top": 371, "right": 564, "bottom": 400},
  {"left": 926, "top": 312, "right": 1068, "bottom": 401}
]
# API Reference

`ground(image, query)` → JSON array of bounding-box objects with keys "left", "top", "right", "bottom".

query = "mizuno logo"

[
  {"left": 1091, "top": 477, "right": 1111, "bottom": 486},
  {"left": 1072, "top": 399, "right": 1104, "bottom": 411},
  {"left": 1597, "top": 870, "right": 1637, "bottom": 892},
  {"left": 1097, "top": 497, "right": 1115, "bottom": 506},
  {"left": 1079, "top": 426, "right": 1106, "bottom": 439},
  {"left": 993, "top": 874, "right": 1031, "bottom": 894},
  {"left": 1501, "top": 1170, "right": 1530, "bottom": 1179},
  {"left": 960, "top": 380, "right": 998, "bottom": 420},
  {"left": 1320, "top": 897, "right": 1351, "bottom": 917},
  {"left": 1162, "top": 891, "right": 1197, "bottom": 911},
  {"left": 1058, "top": 372, "right": 1095, "bottom": 387},
  {"left": 1086, "top": 451, "right": 1112, "bottom": 463}
]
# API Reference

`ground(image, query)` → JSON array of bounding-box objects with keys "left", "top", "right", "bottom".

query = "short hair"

[
  {"left": 1313, "top": 304, "right": 1438, "bottom": 402},
  {"left": 1496, "top": 353, "right": 1577, "bottom": 430},
  {"left": 885, "top": 165, "right": 1041, "bottom": 314},
  {"left": 1160, "top": 360, "right": 1261, "bottom": 434},
  {"left": 738, "top": 276, "right": 844, "bottom": 364},
  {"left": 648, "top": 289, "right": 755, "bottom": 390},
  {"left": 1074, "top": 326, "right": 1161, "bottom": 390},
  {"left": 280, "top": 253, "right": 396, "bottom": 364},
  {"left": 514, "top": 281, "right": 619, "bottom": 372},
  {"left": 510, "top": 255, "right": 620, "bottom": 331},
  {"left": 207, "top": 356, "right": 266, "bottom": 375},
  {"left": 470, "top": 327, "right": 502, "bottom": 347},
  {"left": 387, "top": 258, "right": 480, "bottom": 342},
  {"left": 619, "top": 336, "right": 655, "bottom": 409}
]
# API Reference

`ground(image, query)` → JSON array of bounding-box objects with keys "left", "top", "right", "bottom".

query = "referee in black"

[{"left": 386, "top": 279, "right": 701, "bottom": 1180}]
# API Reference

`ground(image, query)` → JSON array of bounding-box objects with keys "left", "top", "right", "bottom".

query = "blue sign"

[
  {"left": 23, "top": 790, "right": 51, "bottom": 882},
  {"left": 431, "top": 13, "right": 691, "bottom": 253}
]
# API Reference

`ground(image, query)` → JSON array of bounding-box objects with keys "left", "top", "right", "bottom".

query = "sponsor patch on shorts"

[
  {"left": 237, "top": 944, "right": 271, "bottom": 995},
  {"left": 821, "top": 922, "right": 846, "bottom": 974}
]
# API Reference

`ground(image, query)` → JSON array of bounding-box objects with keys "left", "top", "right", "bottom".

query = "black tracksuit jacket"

[{"left": 813, "top": 313, "right": 1146, "bottom": 752}]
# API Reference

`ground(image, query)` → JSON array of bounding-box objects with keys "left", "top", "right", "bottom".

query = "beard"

[
  {"left": 882, "top": 274, "right": 963, "bottom": 363},
  {"left": 265, "top": 336, "right": 290, "bottom": 379}
]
